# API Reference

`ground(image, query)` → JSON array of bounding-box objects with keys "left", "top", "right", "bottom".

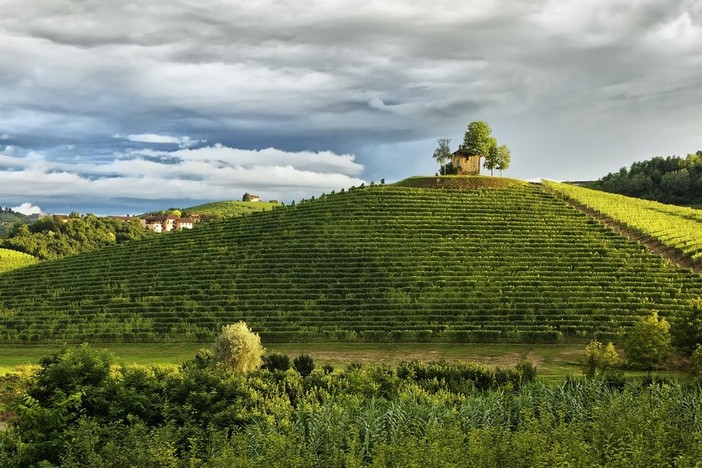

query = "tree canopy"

[
  {"left": 212, "top": 321, "right": 265, "bottom": 373},
  {"left": 463, "top": 121, "right": 494, "bottom": 159},
  {"left": 589, "top": 151, "right": 702, "bottom": 206},
  {"left": 625, "top": 311, "right": 672, "bottom": 372},
  {"left": 0, "top": 214, "right": 153, "bottom": 260}
]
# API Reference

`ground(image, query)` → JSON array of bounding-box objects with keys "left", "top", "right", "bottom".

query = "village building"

[
  {"left": 141, "top": 215, "right": 196, "bottom": 233},
  {"left": 451, "top": 146, "right": 482, "bottom": 175}
]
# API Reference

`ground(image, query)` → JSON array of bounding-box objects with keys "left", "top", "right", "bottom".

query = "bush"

[
  {"left": 625, "top": 311, "right": 672, "bottom": 371},
  {"left": 262, "top": 352, "right": 291, "bottom": 372},
  {"left": 293, "top": 354, "right": 315, "bottom": 377},
  {"left": 212, "top": 322, "right": 265, "bottom": 373},
  {"left": 582, "top": 340, "right": 621, "bottom": 379}
]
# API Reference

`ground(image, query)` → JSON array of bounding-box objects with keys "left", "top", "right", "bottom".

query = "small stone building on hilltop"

[{"left": 451, "top": 146, "right": 481, "bottom": 175}]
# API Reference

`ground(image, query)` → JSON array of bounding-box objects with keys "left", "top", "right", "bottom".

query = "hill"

[
  {"left": 0, "top": 209, "right": 32, "bottom": 237},
  {"left": 183, "top": 200, "right": 281, "bottom": 219},
  {"left": 395, "top": 175, "right": 526, "bottom": 190},
  {"left": 0, "top": 248, "right": 37, "bottom": 273},
  {"left": 1, "top": 178, "right": 702, "bottom": 343}
]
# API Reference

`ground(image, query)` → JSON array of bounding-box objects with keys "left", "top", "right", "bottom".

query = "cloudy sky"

[{"left": 1, "top": 0, "right": 701, "bottom": 214}]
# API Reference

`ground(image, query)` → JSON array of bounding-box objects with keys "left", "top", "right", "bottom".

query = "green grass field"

[
  {"left": 0, "top": 342, "right": 683, "bottom": 381},
  {"left": 0, "top": 248, "right": 37, "bottom": 273}
]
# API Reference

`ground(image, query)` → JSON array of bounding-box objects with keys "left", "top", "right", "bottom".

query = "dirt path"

[{"left": 561, "top": 197, "right": 702, "bottom": 274}]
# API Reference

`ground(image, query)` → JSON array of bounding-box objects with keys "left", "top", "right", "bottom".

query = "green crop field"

[
  {"left": 184, "top": 200, "right": 281, "bottom": 217},
  {"left": 1, "top": 177, "right": 702, "bottom": 344},
  {"left": 546, "top": 180, "right": 702, "bottom": 262},
  {"left": 0, "top": 248, "right": 37, "bottom": 273}
]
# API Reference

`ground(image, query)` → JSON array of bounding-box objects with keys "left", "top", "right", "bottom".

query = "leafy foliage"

[
  {"left": 463, "top": 121, "right": 494, "bottom": 159},
  {"left": 582, "top": 340, "right": 621, "bottom": 380},
  {"left": 0, "top": 208, "right": 32, "bottom": 237},
  {"left": 625, "top": 311, "right": 672, "bottom": 371},
  {"left": 2, "top": 345, "right": 702, "bottom": 466},
  {"left": 211, "top": 322, "right": 265, "bottom": 373},
  {"left": 292, "top": 354, "right": 315, "bottom": 377},
  {"left": 0, "top": 214, "right": 153, "bottom": 260},
  {"left": 431, "top": 138, "right": 452, "bottom": 167},
  {"left": 589, "top": 151, "right": 702, "bottom": 205},
  {"left": 262, "top": 352, "right": 291, "bottom": 372},
  {"left": 183, "top": 200, "right": 280, "bottom": 220}
]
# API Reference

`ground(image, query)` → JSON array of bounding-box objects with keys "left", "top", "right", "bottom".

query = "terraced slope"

[
  {"left": 1, "top": 181, "right": 702, "bottom": 344},
  {"left": 183, "top": 200, "right": 281, "bottom": 218},
  {"left": 0, "top": 248, "right": 37, "bottom": 273},
  {"left": 545, "top": 180, "right": 702, "bottom": 263}
]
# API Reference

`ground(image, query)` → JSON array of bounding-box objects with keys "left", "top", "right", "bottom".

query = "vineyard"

[
  {"left": 183, "top": 200, "right": 280, "bottom": 218},
  {"left": 0, "top": 248, "right": 37, "bottom": 273},
  {"left": 1, "top": 178, "right": 702, "bottom": 343},
  {"left": 545, "top": 180, "right": 702, "bottom": 262}
]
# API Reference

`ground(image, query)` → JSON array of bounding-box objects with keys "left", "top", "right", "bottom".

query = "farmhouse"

[
  {"left": 141, "top": 215, "right": 195, "bottom": 233},
  {"left": 451, "top": 146, "right": 481, "bottom": 175}
]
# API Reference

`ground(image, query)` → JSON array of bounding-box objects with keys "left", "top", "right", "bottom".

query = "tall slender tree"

[
  {"left": 432, "top": 138, "right": 452, "bottom": 168},
  {"left": 495, "top": 145, "right": 511, "bottom": 176},
  {"left": 482, "top": 137, "right": 499, "bottom": 176}
]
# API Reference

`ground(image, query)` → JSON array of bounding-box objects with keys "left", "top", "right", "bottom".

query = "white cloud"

[
  {"left": 11, "top": 202, "right": 42, "bottom": 215},
  {"left": 0, "top": 134, "right": 10, "bottom": 140},
  {"left": 0, "top": 144, "right": 366, "bottom": 205},
  {"left": 115, "top": 133, "right": 204, "bottom": 148}
]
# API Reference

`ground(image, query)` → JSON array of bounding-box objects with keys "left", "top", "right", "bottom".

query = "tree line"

[
  {"left": 0, "top": 213, "right": 154, "bottom": 260},
  {"left": 589, "top": 151, "right": 702, "bottom": 205}
]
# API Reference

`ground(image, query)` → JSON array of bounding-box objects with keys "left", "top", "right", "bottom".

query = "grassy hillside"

[
  {"left": 184, "top": 200, "right": 281, "bottom": 218},
  {"left": 0, "top": 248, "right": 37, "bottom": 273},
  {"left": 395, "top": 176, "right": 526, "bottom": 190},
  {"left": 0, "top": 210, "right": 32, "bottom": 237},
  {"left": 1, "top": 181, "right": 702, "bottom": 343},
  {"left": 546, "top": 180, "right": 702, "bottom": 263}
]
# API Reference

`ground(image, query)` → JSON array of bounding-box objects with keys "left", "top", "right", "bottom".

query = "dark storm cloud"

[{"left": 0, "top": 0, "right": 701, "bottom": 212}]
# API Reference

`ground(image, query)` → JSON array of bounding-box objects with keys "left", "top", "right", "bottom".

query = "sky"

[{"left": 1, "top": 0, "right": 701, "bottom": 215}]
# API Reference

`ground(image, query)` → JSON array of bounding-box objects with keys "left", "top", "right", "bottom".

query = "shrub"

[
  {"left": 293, "top": 354, "right": 315, "bottom": 377},
  {"left": 582, "top": 340, "right": 621, "bottom": 379},
  {"left": 212, "top": 322, "right": 265, "bottom": 373},
  {"left": 262, "top": 352, "right": 291, "bottom": 372},
  {"left": 625, "top": 311, "right": 672, "bottom": 371}
]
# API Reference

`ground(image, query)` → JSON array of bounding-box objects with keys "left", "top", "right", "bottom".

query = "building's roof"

[{"left": 452, "top": 146, "right": 479, "bottom": 157}]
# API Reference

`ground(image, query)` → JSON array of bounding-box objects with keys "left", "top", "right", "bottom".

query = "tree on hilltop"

[
  {"left": 486, "top": 144, "right": 511, "bottom": 177},
  {"left": 432, "top": 138, "right": 452, "bottom": 168},
  {"left": 463, "top": 121, "right": 495, "bottom": 160},
  {"left": 463, "top": 121, "right": 512, "bottom": 176}
]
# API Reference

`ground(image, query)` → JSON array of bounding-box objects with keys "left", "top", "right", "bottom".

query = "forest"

[
  {"left": 0, "top": 214, "right": 153, "bottom": 260},
  {"left": 589, "top": 151, "right": 702, "bottom": 206}
]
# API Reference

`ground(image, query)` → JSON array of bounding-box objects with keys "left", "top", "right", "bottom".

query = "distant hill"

[
  {"left": 0, "top": 208, "right": 33, "bottom": 237},
  {"left": 1, "top": 176, "right": 701, "bottom": 344},
  {"left": 588, "top": 151, "right": 702, "bottom": 206},
  {"left": 183, "top": 200, "right": 281, "bottom": 219}
]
